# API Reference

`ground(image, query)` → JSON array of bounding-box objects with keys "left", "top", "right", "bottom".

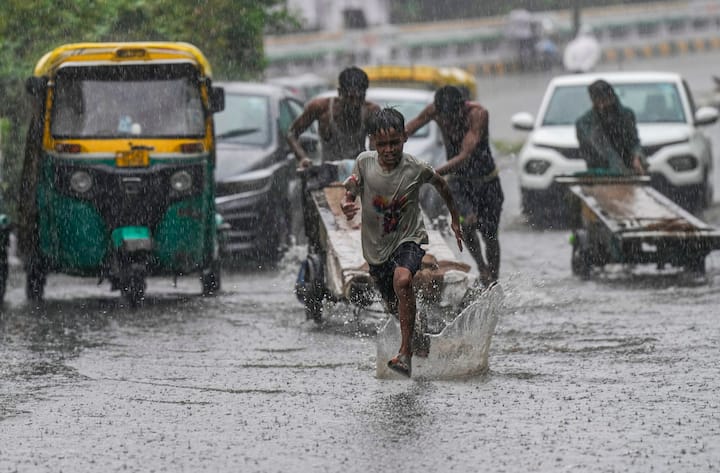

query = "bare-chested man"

[
  {"left": 287, "top": 66, "right": 380, "bottom": 167},
  {"left": 406, "top": 85, "right": 504, "bottom": 287}
]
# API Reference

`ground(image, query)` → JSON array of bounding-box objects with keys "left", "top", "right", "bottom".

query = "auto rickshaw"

[
  {"left": 362, "top": 64, "right": 478, "bottom": 99},
  {"left": 19, "top": 42, "right": 225, "bottom": 306}
]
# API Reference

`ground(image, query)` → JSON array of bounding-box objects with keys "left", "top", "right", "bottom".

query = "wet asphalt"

[{"left": 3, "top": 51, "right": 720, "bottom": 472}]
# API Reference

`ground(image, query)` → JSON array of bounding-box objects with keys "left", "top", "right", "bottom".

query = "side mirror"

[
  {"left": 694, "top": 106, "right": 719, "bottom": 126},
  {"left": 25, "top": 76, "right": 48, "bottom": 98},
  {"left": 209, "top": 87, "right": 225, "bottom": 114},
  {"left": 511, "top": 112, "right": 535, "bottom": 131}
]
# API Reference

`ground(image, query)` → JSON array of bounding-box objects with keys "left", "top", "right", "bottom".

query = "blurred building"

[{"left": 285, "top": 0, "right": 390, "bottom": 32}]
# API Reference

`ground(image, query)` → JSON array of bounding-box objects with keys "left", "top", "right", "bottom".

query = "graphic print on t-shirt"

[{"left": 372, "top": 194, "right": 408, "bottom": 235}]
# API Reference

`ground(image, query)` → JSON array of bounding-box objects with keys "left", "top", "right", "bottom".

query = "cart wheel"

[
  {"left": 201, "top": 261, "right": 222, "bottom": 296},
  {"left": 121, "top": 276, "right": 146, "bottom": 308},
  {"left": 685, "top": 254, "right": 706, "bottom": 275},
  {"left": 571, "top": 231, "right": 592, "bottom": 279},
  {"left": 26, "top": 255, "right": 47, "bottom": 301},
  {"left": 302, "top": 254, "right": 325, "bottom": 323}
]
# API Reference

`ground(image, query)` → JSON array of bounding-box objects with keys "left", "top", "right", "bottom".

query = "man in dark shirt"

[{"left": 406, "top": 85, "right": 504, "bottom": 287}]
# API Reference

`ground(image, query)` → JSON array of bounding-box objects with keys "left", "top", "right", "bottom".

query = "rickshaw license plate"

[{"left": 116, "top": 149, "right": 150, "bottom": 167}]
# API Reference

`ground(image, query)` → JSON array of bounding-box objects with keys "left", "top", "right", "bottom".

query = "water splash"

[{"left": 376, "top": 283, "right": 504, "bottom": 380}]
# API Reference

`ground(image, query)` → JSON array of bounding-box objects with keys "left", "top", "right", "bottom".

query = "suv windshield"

[
  {"left": 214, "top": 94, "right": 272, "bottom": 147},
  {"left": 51, "top": 63, "right": 205, "bottom": 138},
  {"left": 542, "top": 82, "right": 686, "bottom": 126}
]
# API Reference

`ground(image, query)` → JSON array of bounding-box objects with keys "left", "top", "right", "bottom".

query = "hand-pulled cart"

[
  {"left": 557, "top": 173, "right": 720, "bottom": 278},
  {"left": 294, "top": 162, "right": 505, "bottom": 379},
  {"left": 294, "top": 161, "right": 475, "bottom": 323}
]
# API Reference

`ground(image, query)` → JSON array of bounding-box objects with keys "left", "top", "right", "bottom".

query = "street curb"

[{"left": 463, "top": 35, "right": 720, "bottom": 77}]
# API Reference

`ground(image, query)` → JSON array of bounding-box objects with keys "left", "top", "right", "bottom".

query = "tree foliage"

[{"left": 0, "top": 0, "right": 294, "bottom": 214}]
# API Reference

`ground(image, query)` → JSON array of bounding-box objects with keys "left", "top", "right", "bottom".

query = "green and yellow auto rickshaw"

[{"left": 19, "top": 42, "right": 225, "bottom": 306}]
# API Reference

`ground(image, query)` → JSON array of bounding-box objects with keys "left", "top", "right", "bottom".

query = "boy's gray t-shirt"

[{"left": 350, "top": 151, "right": 435, "bottom": 266}]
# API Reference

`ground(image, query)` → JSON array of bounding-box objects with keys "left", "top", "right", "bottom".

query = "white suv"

[{"left": 511, "top": 72, "right": 719, "bottom": 224}]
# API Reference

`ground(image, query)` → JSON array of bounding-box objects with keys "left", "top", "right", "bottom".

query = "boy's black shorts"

[{"left": 368, "top": 241, "right": 426, "bottom": 313}]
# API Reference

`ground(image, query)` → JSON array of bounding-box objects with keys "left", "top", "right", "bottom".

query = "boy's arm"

[
  {"left": 287, "top": 99, "right": 324, "bottom": 168},
  {"left": 429, "top": 172, "right": 463, "bottom": 251}
]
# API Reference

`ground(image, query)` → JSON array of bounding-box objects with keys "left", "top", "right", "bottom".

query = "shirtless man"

[
  {"left": 287, "top": 66, "right": 380, "bottom": 167},
  {"left": 406, "top": 85, "right": 504, "bottom": 287}
]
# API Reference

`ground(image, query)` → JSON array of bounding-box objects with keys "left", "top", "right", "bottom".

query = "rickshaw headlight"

[
  {"left": 70, "top": 171, "right": 93, "bottom": 193},
  {"left": 170, "top": 170, "right": 193, "bottom": 192}
]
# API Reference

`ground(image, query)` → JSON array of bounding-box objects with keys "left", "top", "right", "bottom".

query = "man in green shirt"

[{"left": 576, "top": 79, "right": 647, "bottom": 174}]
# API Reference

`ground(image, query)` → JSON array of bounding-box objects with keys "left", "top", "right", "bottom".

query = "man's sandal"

[{"left": 387, "top": 353, "right": 412, "bottom": 377}]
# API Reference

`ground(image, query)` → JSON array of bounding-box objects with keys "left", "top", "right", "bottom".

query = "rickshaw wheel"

[
  {"left": 303, "top": 254, "right": 325, "bottom": 323},
  {"left": 201, "top": 261, "right": 221, "bottom": 296},
  {"left": 685, "top": 254, "right": 706, "bottom": 275},
  {"left": 121, "top": 276, "right": 146, "bottom": 308},
  {"left": 0, "top": 250, "right": 7, "bottom": 303},
  {"left": 26, "top": 256, "right": 46, "bottom": 301}
]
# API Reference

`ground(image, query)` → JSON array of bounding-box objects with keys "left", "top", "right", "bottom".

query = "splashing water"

[{"left": 376, "top": 283, "right": 504, "bottom": 380}]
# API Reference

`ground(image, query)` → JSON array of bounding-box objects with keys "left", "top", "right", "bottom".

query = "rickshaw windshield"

[{"left": 50, "top": 63, "right": 206, "bottom": 139}]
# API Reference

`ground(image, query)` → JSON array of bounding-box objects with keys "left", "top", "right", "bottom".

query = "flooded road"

[{"left": 3, "top": 54, "right": 720, "bottom": 471}]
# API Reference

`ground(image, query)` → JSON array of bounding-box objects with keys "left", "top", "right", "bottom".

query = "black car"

[{"left": 214, "top": 82, "right": 319, "bottom": 264}]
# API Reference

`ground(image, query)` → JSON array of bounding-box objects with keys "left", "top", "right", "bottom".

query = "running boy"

[{"left": 341, "top": 108, "right": 463, "bottom": 377}]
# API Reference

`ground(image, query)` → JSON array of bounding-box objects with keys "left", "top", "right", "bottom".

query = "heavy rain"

[{"left": 2, "top": 0, "right": 720, "bottom": 471}]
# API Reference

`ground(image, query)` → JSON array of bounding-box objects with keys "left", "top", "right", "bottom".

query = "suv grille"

[{"left": 536, "top": 144, "right": 584, "bottom": 160}]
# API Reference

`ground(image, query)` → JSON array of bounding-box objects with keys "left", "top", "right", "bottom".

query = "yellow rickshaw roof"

[
  {"left": 33, "top": 42, "right": 213, "bottom": 78},
  {"left": 362, "top": 64, "right": 477, "bottom": 97}
]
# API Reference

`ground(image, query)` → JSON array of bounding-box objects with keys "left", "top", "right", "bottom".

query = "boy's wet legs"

[{"left": 393, "top": 266, "right": 415, "bottom": 357}]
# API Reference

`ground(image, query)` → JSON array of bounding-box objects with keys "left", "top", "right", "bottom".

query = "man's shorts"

[
  {"left": 449, "top": 176, "right": 504, "bottom": 237},
  {"left": 368, "top": 241, "right": 426, "bottom": 313}
]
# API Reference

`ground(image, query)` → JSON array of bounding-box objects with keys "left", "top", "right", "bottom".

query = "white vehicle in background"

[
  {"left": 267, "top": 73, "right": 332, "bottom": 102},
  {"left": 511, "top": 71, "right": 719, "bottom": 225},
  {"left": 316, "top": 87, "right": 448, "bottom": 219}
]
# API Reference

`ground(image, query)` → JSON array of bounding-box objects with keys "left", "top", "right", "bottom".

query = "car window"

[
  {"left": 542, "top": 82, "right": 686, "bottom": 126},
  {"left": 214, "top": 94, "right": 271, "bottom": 146}
]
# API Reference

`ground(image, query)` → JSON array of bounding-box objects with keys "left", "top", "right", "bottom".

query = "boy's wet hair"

[
  {"left": 368, "top": 107, "right": 405, "bottom": 135},
  {"left": 338, "top": 66, "right": 369, "bottom": 92},
  {"left": 434, "top": 85, "right": 464, "bottom": 115}
]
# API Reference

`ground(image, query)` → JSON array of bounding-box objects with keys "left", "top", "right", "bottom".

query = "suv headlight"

[
  {"left": 668, "top": 155, "right": 698, "bottom": 172},
  {"left": 524, "top": 159, "right": 551, "bottom": 175},
  {"left": 70, "top": 171, "right": 93, "bottom": 193}
]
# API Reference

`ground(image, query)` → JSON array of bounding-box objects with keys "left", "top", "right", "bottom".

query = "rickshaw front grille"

[{"left": 53, "top": 162, "right": 206, "bottom": 230}]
